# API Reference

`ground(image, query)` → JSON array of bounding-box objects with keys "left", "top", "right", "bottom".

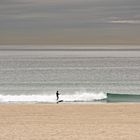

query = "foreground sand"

[{"left": 0, "top": 104, "right": 140, "bottom": 140}]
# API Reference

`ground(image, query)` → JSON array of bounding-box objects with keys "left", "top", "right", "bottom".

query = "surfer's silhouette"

[
  {"left": 56, "top": 91, "right": 60, "bottom": 101},
  {"left": 56, "top": 91, "right": 63, "bottom": 104}
]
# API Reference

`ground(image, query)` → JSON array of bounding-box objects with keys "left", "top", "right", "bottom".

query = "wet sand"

[{"left": 0, "top": 104, "right": 140, "bottom": 140}]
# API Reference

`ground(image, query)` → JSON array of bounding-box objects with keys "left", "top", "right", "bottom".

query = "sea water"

[{"left": 0, "top": 48, "right": 140, "bottom": 103}]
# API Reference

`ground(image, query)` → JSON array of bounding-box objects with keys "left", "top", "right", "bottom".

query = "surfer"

[
  {"left": 56, "top": 91, "right": 63, "bottom": 104},
  {"left": 56, "top": 91, "right": 60, "bottom": 101}
]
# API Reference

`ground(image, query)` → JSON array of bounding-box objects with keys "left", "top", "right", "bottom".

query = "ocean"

[{"left": 0, "top": 48, "right": 140, "bottom": 103}]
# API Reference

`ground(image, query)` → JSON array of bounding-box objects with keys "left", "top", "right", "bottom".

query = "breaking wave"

[{"left": 0, "top": 92, "right": 107, "bottom": 103}]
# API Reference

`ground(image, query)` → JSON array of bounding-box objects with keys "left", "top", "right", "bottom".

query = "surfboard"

[{"left": 57, "top": 100, "right": 63, "bottom": 104}]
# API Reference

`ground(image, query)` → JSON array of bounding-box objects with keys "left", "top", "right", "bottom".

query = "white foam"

[
  {"left": 61, "top": 92, "right": 107, "bottom": 102},
  {"left": 0, "top": 92, "right": 107, "bottom": 103}
]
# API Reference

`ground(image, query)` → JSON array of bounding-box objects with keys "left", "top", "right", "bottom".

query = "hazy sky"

[{"left": 0, "top": 0, "right": 140, "bottom": 45}]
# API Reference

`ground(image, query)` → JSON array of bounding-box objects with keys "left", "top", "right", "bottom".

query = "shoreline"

[{"left": 0, "top": 101, "right": 140, "bottom": 105}]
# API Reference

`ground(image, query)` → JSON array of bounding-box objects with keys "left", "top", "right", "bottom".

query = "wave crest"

[{"left": 0, "top": 92, "right": 107, "bottom": 103}]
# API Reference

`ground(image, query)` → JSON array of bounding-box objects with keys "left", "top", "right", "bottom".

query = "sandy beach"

[{"left": 0, "top": 104, "right": 140, "bottom": 140}]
